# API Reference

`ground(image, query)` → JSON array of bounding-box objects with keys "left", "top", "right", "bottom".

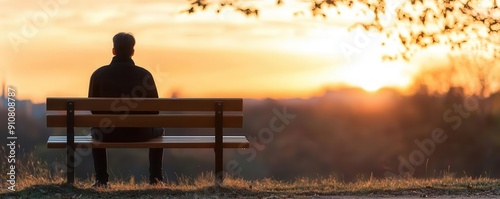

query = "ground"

[{"left": 1, "top": 174, "right": 500, "bottom": 198}]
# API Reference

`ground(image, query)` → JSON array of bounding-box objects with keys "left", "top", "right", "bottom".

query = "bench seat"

[{"left": 47, "top": 135, "right": 250, "bottom": 149}]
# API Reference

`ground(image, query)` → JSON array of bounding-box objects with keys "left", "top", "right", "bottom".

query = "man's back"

[
  {"left": 88, "top": 55, "right": 159, "bottom": 139},
  {"left": 89, "top": 56, "right": 157, "bottom": 99}
]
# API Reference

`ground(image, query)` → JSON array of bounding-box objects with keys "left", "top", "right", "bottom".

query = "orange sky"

[{"left": 1, "top": 0, "right": 435, "bottom": 103}]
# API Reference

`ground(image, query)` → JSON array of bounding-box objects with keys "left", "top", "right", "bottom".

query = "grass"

[
  {"left": 2, "top": 149, "right": 500, "bottom": 198},
  {"left": 2, "top": 174, "right": 500, "bottom": 198}
]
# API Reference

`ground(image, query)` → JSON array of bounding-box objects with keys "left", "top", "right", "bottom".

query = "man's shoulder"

[
  {"left": 133, "top": 65, "right": 154, "bottom": 76},
  {"left": 90, "top": 65, "right": 111, "bottom": 77},
  {"left": 91, "top": 63, "right": 153, "bottom": 77}
]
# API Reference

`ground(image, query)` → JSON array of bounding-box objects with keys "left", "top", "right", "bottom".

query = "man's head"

[{"left": 112, "top": 32, "right": 135, "bottom": 57}]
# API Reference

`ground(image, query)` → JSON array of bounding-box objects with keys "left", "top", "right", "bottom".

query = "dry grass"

[{"left": 2, "top": 148, "right": 500, "bottom": 198}]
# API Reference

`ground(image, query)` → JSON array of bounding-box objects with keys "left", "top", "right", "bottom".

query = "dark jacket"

[{"left": 88, "top": 56, "right": 159, "bottom": 136}]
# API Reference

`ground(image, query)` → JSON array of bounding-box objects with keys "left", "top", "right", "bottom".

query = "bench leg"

[
  {"left": 215, "top": 101, "right": 223, "bottom": 186},
  {"left": 215, "top": 147, "right": 223, "bottom": 186},
  {"left": 67, "top": 146, "right": 75, "bottom": 184},
  {"left": 66, "top": 100, "right": 75, "bottom": 185}
]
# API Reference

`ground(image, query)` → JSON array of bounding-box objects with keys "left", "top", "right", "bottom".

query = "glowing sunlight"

[{"left": 332, "top": 60, "right": 414, "bottom": 93}]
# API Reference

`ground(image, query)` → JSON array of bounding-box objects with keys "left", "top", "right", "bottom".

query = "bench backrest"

[{"left": 46, "top": 98, "right": 243, "bottom": 128}]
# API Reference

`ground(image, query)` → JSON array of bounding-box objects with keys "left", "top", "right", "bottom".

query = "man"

[{"left": 88, "top": 32, "right": 164, "bottom": 188}]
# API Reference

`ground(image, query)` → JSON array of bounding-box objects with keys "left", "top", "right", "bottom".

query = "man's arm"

[
  {"left": 88, "top": 73, "right": 96, "bottom": 97},
  {"left": 147, "top": 73, "right": 160, "bottom": 114},
  {"left": 88, "top": 71, "right": 102, "bottom": 114},
  {"left": 145, "top": 73, "right": 159, "bottom": 98},
  {"left": 145, "top": 73, "right": 160, "bottom": 114}
]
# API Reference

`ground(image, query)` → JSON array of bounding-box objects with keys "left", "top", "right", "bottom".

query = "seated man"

[{"left": 88, "top": 32, "right": 164, "bottom": 187}]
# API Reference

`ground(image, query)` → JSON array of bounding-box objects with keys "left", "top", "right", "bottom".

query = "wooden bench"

[{"left": 46, "top": 97, "right": 249, "bottom": 185}]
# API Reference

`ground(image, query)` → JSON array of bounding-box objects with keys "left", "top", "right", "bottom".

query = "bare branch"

[{"left": 183, "top": 0, "right": 500, "bottom": 61}]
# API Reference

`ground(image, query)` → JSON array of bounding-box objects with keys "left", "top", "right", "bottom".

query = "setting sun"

[{"left": 331, "top": 58, "right": 414, "bottom": 93}]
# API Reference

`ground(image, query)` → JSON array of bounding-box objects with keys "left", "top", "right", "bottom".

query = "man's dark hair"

[{"left": 113, "top": 32, "right": 135, "bottom": 57}]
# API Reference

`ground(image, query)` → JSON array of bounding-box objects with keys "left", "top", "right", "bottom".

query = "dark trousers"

[{"left": 91, "top": 127, "right": 164, "bottom": 183}]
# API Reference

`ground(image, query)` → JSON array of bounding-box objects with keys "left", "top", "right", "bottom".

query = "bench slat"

[
  {"left": 46, "top": 98, "right": 243, "bottom": 112},
  {"left": 47, "top": 136, "right": 250, "bottom": 148},
  {"left": 46, "top": 113, "right": 243, "bottom": 128}
]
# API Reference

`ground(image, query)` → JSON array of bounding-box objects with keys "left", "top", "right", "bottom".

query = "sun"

[
  {"left": 332, "top": 60, "right": 413, "bottom": 93},
  {"left": 358, "top": 81, "right": 384, "bottom": 92}
]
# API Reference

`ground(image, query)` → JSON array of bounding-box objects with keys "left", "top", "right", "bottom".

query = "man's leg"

[
  {"left": 91, "top": 129, "right": 109, "bottom": 184},
  {"left": 149, "top": 128, "right": 164, "bottom": 184},
  {"left": 92, "top": 148, "right": 109, "bottom": 183}
]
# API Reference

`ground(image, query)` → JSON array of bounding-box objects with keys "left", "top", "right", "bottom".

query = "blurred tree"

[
  {"left": 448, "top": 39, "right": 498, "bottom": 98},
  {"left": 183, "top": 0, "right": 500, "bottom": 61}
]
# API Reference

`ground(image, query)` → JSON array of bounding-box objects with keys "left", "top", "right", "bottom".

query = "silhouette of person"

[{"left": 88, "top": 32, "right": 164, "bottom": 188}]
